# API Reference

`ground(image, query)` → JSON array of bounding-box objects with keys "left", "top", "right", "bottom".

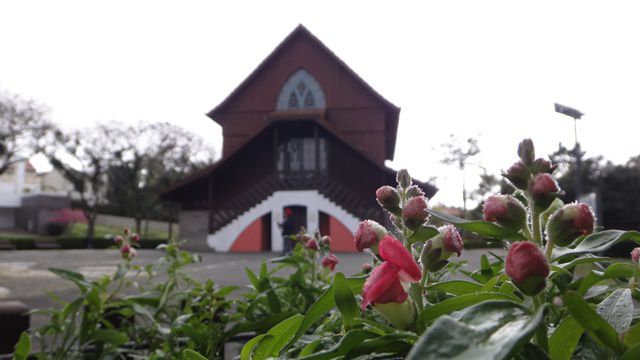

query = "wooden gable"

[{"left": 207, "top": 25, "right": 400, "bottom": 164}]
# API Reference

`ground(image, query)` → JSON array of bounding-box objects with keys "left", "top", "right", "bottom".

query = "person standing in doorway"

[{"left": 279, "top": 208, "right": 295, "bottom": 254}]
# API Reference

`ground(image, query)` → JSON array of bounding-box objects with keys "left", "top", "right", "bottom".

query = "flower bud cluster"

[
  {"left": 295, "top": 228, "right": 339, "bottom": 272},
  {"left": 115, "top": 226, "right": 139, "bottom": 261}
]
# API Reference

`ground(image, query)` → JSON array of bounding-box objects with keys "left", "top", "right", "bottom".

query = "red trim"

[{"left": 229, "top": 217, "right": 264, "bottom": 252}]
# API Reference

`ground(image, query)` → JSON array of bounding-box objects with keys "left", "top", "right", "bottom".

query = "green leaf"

[
  {"left": 563, "top": 290, "right": 624, "bottom": 354},
  {"left": 425, "top": 280, "right": 483, "bottom": 296},
  {"left": 182, "top": 349, "right": 208, "bottom": 360},
  {"left": 624, "top": 321, "right": 640, "bottom": 348},
  {"left": 596, "top": 288, "right": 633, "bottom": 335},
  {"left": 333, "top": 272, "right": 359, "bottom": 329},
  {"left": 603, "top": 262, "right": 636, "bottom": 279},
  {"left": 12, "top": 332, "right": 31, "bottom": 360},
  {"left": 408, "top": 225, "right": 439, "bottom": 244},
  {"left": 49, "top": 267, "right": 90, "bottom": 292},
  {"left": 91, "top": 329, "right": 129, "bottom": 347},
  {"left": 252, "top": 314, "right": 304, "bottom": 359},
  {"left": 344, "top": 333, "right": 414, "bottom": 359},
  {"left": 291, "top": 276, "right": 366, "bottom": 345},
  {"left": 621, "top": 343, "right": 640, "bottom": 360},
  {"left": 299, "top": 339, "right": 322, "bottom": 357},
  {"left": 540, "top": 198, "right": 564, "bottom": 230},
  {"left": 554, "top": 230, "right": 640, "bottom": 260},
  {"left": 417, "top": 292, "right": 520, "bottom": 330},
  {"left": 427, "top": 208, "right": 524, "bottom": 240},
  {"left": 557, "top": 255, "right": 610, "bottom": 270},
  {"left": 407, "top": 301, "right": 544, "bottom": 360},
  {"left": 240, "top": 334, "right": 268, "bottom": 360},
  {"left": 266, "top": 288, "right": 282, "bottom": 313},
  {"left": 549, "top": 316, "right": 583, "bottom": 360},
  {"left": 246, "top": 268, "right": 261, "bottom": 290},
  {"left": 298, "top": 329, "right": 378, "bottom": 360}
]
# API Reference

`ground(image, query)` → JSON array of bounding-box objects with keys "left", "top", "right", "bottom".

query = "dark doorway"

[
  {"left": 261, "top": 213, "right": 272, "bottom": 251},
  {"left": 286, "top": 205, "right": 307, "bottom": 234}
]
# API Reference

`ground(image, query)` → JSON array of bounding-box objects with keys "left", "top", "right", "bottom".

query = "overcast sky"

[{"left": 1, "top": 1, "right": 639, "bottom": 207}]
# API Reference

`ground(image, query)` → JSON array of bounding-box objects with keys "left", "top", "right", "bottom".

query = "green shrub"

[
  {"left": 9, "top": 238, "right": 37, "bottom": 250},
  {"left": 138, "top": 238, "right": 168, "bottom": 249}
]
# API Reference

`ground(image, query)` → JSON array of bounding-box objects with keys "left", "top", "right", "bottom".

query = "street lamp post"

[{"left": 554, "top": 103, "right": 584, "bottom": 198}]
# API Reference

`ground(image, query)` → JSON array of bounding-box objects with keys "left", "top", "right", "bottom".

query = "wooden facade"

[{"left": 162, "top": 25, "right": 436, "bottom": 252}]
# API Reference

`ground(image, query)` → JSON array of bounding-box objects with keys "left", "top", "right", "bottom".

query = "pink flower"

[
  {"left": 114, "top": 236, "right": 123, "bottom": 246},
  {"left": 402, "top": 196, "right": 429, "bottom": 229},
  {"left": 354, "top": 220, "right": 386, "bottom": 252},
  {"left": 131, "top": 233, "right": 140, "bottom": 242},
  {"left": 483, "top": 195, "right": 527, "bottom": 232},
  {"left": 361, "top": 235, "right": 421, "bottom": 309},
  {"left": 441, "top": 225, "right": 463, "bottom": 257},
  {"left": 631, "top": 248, "right": 640, "bottom": 264},
  {"left": 505, "top": 241, "right": 549, "bottom": 296},
  {"left": 321, "top": 235, "right": 331, "bottom": 247},
  {"left": 321, "top": 254, "right": 339, "bottom": 271},
  {"left": 305, "top": 239, "right": 318, "bottom": 250}
]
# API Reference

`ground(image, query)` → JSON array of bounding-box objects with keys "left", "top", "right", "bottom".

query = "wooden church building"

[{"left": 162, "top": 25, "right": 437, "bottom": 252}]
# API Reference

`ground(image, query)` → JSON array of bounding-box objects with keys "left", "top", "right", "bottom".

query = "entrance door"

[{"left": 285, "top": 205, "right": 307, "bottom": 234}]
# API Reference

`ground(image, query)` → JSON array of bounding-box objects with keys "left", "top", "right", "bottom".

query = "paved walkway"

[{"left": 0, "top": 247, "right": 504, "bottom": 330}]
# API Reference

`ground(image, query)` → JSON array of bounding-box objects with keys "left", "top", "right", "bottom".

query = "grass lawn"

[
  {"left": 0, "top": 231, "right": 36, "bottom": 240},
  {"left": 68, "top": 223, "right": 169, "bottom": 239}
]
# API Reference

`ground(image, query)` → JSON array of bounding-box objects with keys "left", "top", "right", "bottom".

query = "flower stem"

[
  {"left": 532, "top": 294, "right": 548, "bottom": 352},
  {"left": 527, "top": 196, "right": 542, "bottom": 245}
]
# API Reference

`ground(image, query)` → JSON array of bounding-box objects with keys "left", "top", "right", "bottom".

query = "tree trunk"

[
  {"left": 135, "top": 217, "right": 142, "bottom": 235},
  {"left": 144, "top": 217, "right": 149, "bottom": 239}
]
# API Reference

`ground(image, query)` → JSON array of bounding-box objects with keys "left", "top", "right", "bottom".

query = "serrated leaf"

[
  {"left": 549, "top": 316, "right": 583, "bottom": 360},
  {"left": 427, "top": 208, "right": 524, "bottom": 240},
  {"left": 553, "top": 230, "right": 640, "bottom": 260},
  {"left": 563, "top": 290, "right": 624, "bottom": 354},
  {"left": 333, "top": 272, "right": 359, "bottom": 329},
  {"left": 407, "top": 301, "right": 544, "bottom": 360},
  {"left": 596, "top": 288, "right": 633, "bottom": 335}
]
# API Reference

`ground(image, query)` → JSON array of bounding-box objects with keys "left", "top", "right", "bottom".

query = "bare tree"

[
  {"left": 42, "top": 124, "right": 126, "bottom": 246},
  {"left": 441, "top": 135, "right": 480, "bottom": 217},
  {"left": 109, "top": 122, "right": 215, "bottom": 235},
  {"left": 0, "top": 91, "right": 51, "bottom": 174}
]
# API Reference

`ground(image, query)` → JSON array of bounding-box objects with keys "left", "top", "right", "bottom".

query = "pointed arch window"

[{"left": 277, "top": 69, "right": 326, "bottom": 110}]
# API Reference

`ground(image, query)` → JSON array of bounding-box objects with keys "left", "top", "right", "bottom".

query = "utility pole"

[{"left": 554, "top": 103, "right": 584, "bottom": 198}]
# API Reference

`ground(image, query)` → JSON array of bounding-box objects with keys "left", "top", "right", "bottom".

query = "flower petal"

[
  {"left": 361, "top": 261, "right": 400, "bottom": 309},
  {"left": 379, "top": 235, "right": 422, "bottom": 282}
]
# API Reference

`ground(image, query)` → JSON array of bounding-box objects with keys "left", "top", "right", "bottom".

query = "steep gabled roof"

[{"left": 206, "top": 24, "right": 401, "bottom": 160}]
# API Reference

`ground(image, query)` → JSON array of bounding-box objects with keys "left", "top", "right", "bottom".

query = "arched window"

[{"left": 276, "top": 69, "right": 326, "bottom": 110}]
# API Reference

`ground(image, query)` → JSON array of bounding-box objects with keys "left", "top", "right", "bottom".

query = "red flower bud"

[
  {"left": 531, "top": 158, "right": 556, "bottom": 175},
  {"left": 402, "top": 196, "right": 429, "bottom": 230},
  {"left": 123, "top": 227, "right": 129, "bottom": 235},
  {"left": 305, "top": 239, "right": 318, "bottom": 250},
  {"left": 517, "top": 139, "right": 535, "bottom": 166},
  {"left": 483, "top": 195, "right": 527, "bottom": 232},
  {"left": 114, "top": 235, "right": 123, "bottom": 246},
  {"left": 321, "top": 235, "right": 331, "bottom": 247},
  {"left": 354, "top": 220, "right": 386, "bottom": 252},
  {"left": 546, "top": 203, "right": 595, "bottom": 247},
  {"left": 376, "top": 186, "right": 401, "bottom": 214},
  {"left": 502, "top": 161, "right": 530, "bottom": 190},
  {"left": 531, "top": 173, "right": 559, "bottom": 195},
  {"left": 321, "top": 253, "right": 338, "bottom": 271},
  {"left": 442, "top": 225, "right": 463, "bottom": 257},
  {"left": 632, "top": 248, "right": 640, "bottom": 264},
  {"left": 362, "top": 263, "right": 373, "bottom": 273},
  {"left": 424, "top": 225, "right": 464, "bottom": 265},
  {"left": 379, "top": 235, "right": 422, "bottom": 282},
  {"left": 131, "top": 233, "right": 140, "bottom": 242},
  {"left": 120, "top": 242, "right": 136, "bottom": 260},
  {"left": 505, "top": 241, "right": 549, "bottom": 296}
]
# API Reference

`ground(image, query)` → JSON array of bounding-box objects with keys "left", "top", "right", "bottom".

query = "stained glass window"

[{"left": 277, "top": 69, "right": 326, "bottom": 109}]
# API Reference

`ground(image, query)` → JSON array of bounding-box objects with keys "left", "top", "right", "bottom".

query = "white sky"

[{"left": 1, "top": 1, "right": 639, "bottom": 207}]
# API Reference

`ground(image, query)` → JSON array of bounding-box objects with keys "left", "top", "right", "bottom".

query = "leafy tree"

[{"left": 0, "top": 91, "right": 51, "bottom": 174}]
